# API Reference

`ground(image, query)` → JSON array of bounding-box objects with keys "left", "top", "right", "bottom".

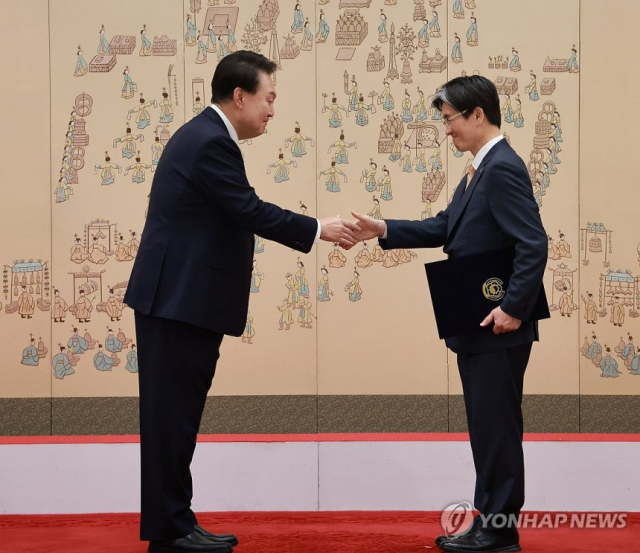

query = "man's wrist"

[{"left": 379, "top": 221, "right": 387, "bottom": 238}]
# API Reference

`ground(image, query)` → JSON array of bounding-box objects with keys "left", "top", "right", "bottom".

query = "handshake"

[{"left": 319, "top": 211, "right": 387, "bottom": 250}]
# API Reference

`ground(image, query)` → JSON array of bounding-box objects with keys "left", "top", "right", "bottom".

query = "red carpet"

[{"left": 0, "top": 512, "right": 637, "bottom": 552}]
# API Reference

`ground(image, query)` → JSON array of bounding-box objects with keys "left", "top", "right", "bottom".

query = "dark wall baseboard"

[{"left": 1, "top": 395, "right": 638, "bottom": 436}]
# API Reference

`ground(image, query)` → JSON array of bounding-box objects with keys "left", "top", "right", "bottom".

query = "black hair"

[
  {"left": 211, "top": 50, "right": 277, "bottom": 104},
  {"left": 431, "top": 75, "right": 501, "bottom": 128}
]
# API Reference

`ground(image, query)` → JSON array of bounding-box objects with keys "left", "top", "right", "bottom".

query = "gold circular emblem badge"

[{"left": 483, "top": 278, "right": 505, "bottom": 301}]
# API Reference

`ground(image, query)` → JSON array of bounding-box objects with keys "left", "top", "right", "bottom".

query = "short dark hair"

[
  {"left": 211, "top": 50, "right": 277, "bottom": 104},
  {"left": 431, "top": 75, "right": 501, "bottom": 128}
]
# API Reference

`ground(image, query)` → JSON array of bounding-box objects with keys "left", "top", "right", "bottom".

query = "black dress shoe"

[
  {"left": 436, "top": 515, "right": 480, "bottom": 545},
  {"left": 148, "top": 531, "right": 233, "bottom": 553},
  {"left": 194, "top": 525, "right": 239, "bottom": 546},
  {"left": 438, "top": 529, "right": 520, "bottom": 552}
]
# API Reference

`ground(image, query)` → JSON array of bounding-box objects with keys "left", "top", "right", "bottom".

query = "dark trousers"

[
  {"left": 457, "top": 342, "right": 532, "bottom": 533},
  {"left": 135, "top": 312, "right": 224, "bottom": 541}
]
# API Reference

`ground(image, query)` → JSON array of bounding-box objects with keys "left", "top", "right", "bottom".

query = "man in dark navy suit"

[
  {"left": 352, "top": 76, "right": 547, "bottom": 553},
  {"left": 124, "top": 51, "right": 358, "bottom": 553}
]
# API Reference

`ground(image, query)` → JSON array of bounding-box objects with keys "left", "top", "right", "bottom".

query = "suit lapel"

[{"left": 446, "top": 139, "right": 510, "bottom": 237}]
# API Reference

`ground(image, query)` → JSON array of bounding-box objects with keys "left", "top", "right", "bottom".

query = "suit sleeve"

[
  {"left": 486, "top": 160, "right": 548, "bottom": 320},
  {"left": 192, "top": 133, "right": 317, "bottom": 253},
  {"left": 380, "top": 208, "right": 450, "bottom": 250}
]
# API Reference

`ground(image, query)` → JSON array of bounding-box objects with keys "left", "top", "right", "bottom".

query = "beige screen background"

[{"left": 1, "top": 0, "right": 639, "bottom": 435}]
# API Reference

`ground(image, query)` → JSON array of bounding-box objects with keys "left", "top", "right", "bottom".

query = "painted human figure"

[
  {"left": 429, "top": 10, "right": 441, "bottom": 37},
  {"left": 582, "top": 293, "right": 597, "bottom": 324},
  {"left": 126, "top": 344, "right": 139, "bottom": 373},
  {"left": 428, "top": 141, "right": 443, "bottom": 170},
  {"left": 277, "top": 300, "right": 294, "bottom": 330},
  {"left": 114, "top": 125, "right": 144, "bottom": 159},
  {"left": 355, "top": 95, "right": 374, "bottom": 127},
  {"left": 158, "top": 90, "right": 173, "bottom": 123},
  {"left": 206, "top": 23, "right": 217, "bottom": 53},
  {"left": 525, "top": 71, "right": 540, "bottom": 101},
  {"left": 241, "top": 316, "right": 255, "bottom": 343},
  {"left": 379, "top": 80, "right": 394, "bottom": 111},
  {"left": 285, "top": 124, "right": 314, "bottom": 157},
  {"left": 558, "top": 286, "right": 573, "bottom": 317},
  {"left": 151, "top": 134, "right": 164, "bottom": 166},
  {"left": 502, "top": 94, "right": 514, "bottom": 124},
  {"left": 104, "top": 328, "right": 123, "bottom": 365},
  {"left": 18, "top": 285, "right": 35, "bottom": 319},
  {"left": 125, "top": 154, "right": 153, "bottom": 184},
  {"left": 451, "top": 34, "right": 463, "bottom": 63},
  {"left": 368, "top": 197, "right": 383, "bottom": 221},
  {"left": 140, "top": 25, "right": 152, "bottom": 56},
  {"left": 184, "top": 15, "right": 197, "bottom": 46},
  {"left": 466, "top": 15, "right": 478, "bottom": 46},
  {"left": 267, "top": 151, "right": 296, "bottom": 183},
  {"left": 68, "top": 327, "right": 89, "bottom": 355},
  {"left": 226, "top": 23, "right": 237, "bottom": 52},
  {"left": 295, "top": 260, "right": 310, "bottom": 298},
  {"left": 317, "top": 266, "right": 332, "bottom": 302},
  {"left": 378, "top": 11, "right": 388, "bottom": 42},
  {"left": 105, "top": 289, "right": 124, "bottom": 321},
  {"left": 509, "top": 48, "right": 521, "bottom": 71},
  {"left": 453, "top": 0, "right": 465, "bottom": 18},
  {"left": 345, "top": 270, "right": 362, "bottom": 302},
  {"left": 401, "top": 90, "right": 413, "bottom": 123},
  {"left": 195, "top": 32, "right": 208, "bottom": 64},
  {"left": 378, "top": 166, "right": 393, "bottom": 200},
  {"left": 317, "top": 10, "right": 330, "bottom": 43},
  {"left": 53, "top": 346, "right": 75, "bottom": 379},
  {"left": 361, "top": 159, "right": 378, "bottom": 192},
  {"left": 389, "top": 134, "right": 402, "bottom": 161},
  {"left": 328, "top": 243, "right": 347, "bottom": 268},
  {"left": 599, "top": 347, "right": 620, "bottom": 378},
  {"left": 323, "top": 95, "right": 348, "bottom": 128},
  {"left": 73, "top": 289, "right": 93, "bottom": 323},
  {"left": 513, "top": 96, "right": 524, "bottom": 128},
  {"left": 301, "top": 20, "right": 313, "bottom": 51},
  {"left": 610, "top": 297, "right": 625, "bottom": 327},
  {"left": 355, "top": 242, "right": 373, "bottom": 269},
  {"left": 88, "top": 235, "right": 109, "bottom": 264},
  {"left": 94, "top": 344, "right": 117, "bottom": 371},
  {"left": 415, "top": 143, "right": 428, "bottom": 172},
  {"left": 319, "top": 161, "right": 347, "bottom": 193},
  {"left": 285, "top": 273, "right": 300, "bottom": 307},
  {"left": 74, "top": 46, "right": 88, "bottom": 76},
  {"left": 567, "top": 46, "right": 579, "bottom": 73},
  {"left": 97, "top": 25, "right": 110, "bottom": 54},
  {"left": 291, "top": 3, "right": 304, "bottom": 33},
  {"left": 328, "top": 133, "right": 356, "bottom": 164},
  {"left": 52, "top": 288, "right": 69, "bottom": 322},
  {"left": 418, "top": 18, "right": 429, "bottom": 48},
  {"left": 21, "top": 336, "right": 40, "bottom": 366},
  {"left": 121, "top": 67, "right": 137, "bottom": 99},
  {"left": 250, "top": 259, "right": 263, "bottom": 293},
  {"left": 128, "top": 95, "right": 157, "bottom": 130},
  {"left": 400, "top": 144, "right": 413, "bottom": 173}
]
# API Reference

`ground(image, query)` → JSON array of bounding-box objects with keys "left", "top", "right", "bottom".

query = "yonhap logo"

[{"left": 440, "top": 502, "right": 474, "bottom": 537}]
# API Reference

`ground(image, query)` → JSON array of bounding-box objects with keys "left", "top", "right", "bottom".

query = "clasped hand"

[{"left": 319, "top": 217, "right": 360, "bottom": 250}]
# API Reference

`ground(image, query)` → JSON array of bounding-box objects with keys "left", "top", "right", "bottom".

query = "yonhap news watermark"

[{"left": 440, "top": 502, "right": 628, "bottom": 536}]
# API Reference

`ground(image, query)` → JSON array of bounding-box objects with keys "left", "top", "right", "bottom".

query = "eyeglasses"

[{"left": 441, "top": 110, "right": 468, "bottom": 127}]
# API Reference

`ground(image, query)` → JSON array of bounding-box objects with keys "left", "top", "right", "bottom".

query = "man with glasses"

[{"left": 352, "top": 75, "right": 547, "bottom": 552}]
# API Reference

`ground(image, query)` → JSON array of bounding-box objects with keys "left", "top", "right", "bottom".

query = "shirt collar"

[
  {"left": 472, "top": 135, "right": 503, "bottom": 169},
  {"left": 210, "top": 104, "right": 239, "bottom": 147}
]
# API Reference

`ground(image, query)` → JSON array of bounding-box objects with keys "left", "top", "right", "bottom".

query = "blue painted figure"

[
  {"left": 217, "top": 36, "right": 230, "bottom": 59},
  {"left": 291, "top": 3, "right": 304, "bottom": 33},
  {"left": 121, "top": 67, "right": 137, "bottom": 99},
  {"left": 68, "top": 329, "right": 89, "bottom": 355},
  {"left": 317, "top": 11, "right": 330, "bottom": 43},
  {"left": 416, "top": 143, "right": 428, "bottom": 171},
  {"left": 301, "top": 20, "right": 313, "bottom": 50},
  {"left": 378, "top": 167, "right": 392, "bottom": 200},
  {"left": 400, "top": 145, "right": 413, "bottom": 173},
  {"left": 125, "top": 345, "right": 138, "bottom": 373},
  {"left": 378, "top": 12, "right": 388, "bottom": 43},
  {"left": 98, "top": 25, "right": 110, "bottom": 54},
  {"left": 453, "top": 0, "right": 465, "bottom": 18},
  {"left": 94, "top": 345, "right": 116, "bottom": 371},
  {"left": 140, "top": 26, "right": 151, "bottom": 56},
  {"left": 53, "top": 347, "right": 75, "bottom": 379},
  {"left": 328, "top": 133, "right": 356, "bottom": 164},
  {"left": 185, "top": 15, "right": 196, "bottom": 46},
  {"left": 401, "top": 91, "right": 413, "bottom": 122},
  {"left": 317, "top": 267, "right": 331, "bottom": 302},
  {"left": 195, "top": 32, "right": 208, "bottom": 64},
  {"left": 415, "top": 89, "right": 428, "bottom": 121},
  {"left": 268, "top": 152, "right": 296, "bottom": 182},
  {"left": 466, "top": 16, "right": 478, "bottom": 46},
  {"left": 286, "top": 124, "right": 314, "bottom": 157},
  {"left": 250, "top": 260, "right": 263, "bottom": 293},
  {"left": 509, "top": 49, "right": 521, "bottom": 71},
  {"left": 380, "top": 81, "right": 394, "bottom": 111},
  {"left": 567, "top": 46, "right": 579, "bottom": 72},
  {"left": 389, "top": 135, "right": 402, "bottom": 161},
  {"left": 361, "top": 160, "right": 378, "bottom": 192},
  {"left": 599, "top": 349, "right": 619, "bottom": 378},
  {"left": 355, "top": 95, "right": 373, "bottom": 126},
  {"left": 429, "top": 11, "right": 441, "bottom": 37},
  {"left": 631, "top": 353, "right": 640, "bottom": 375},
  {"left": 94, "top": 152, "right": 121, "bottom": 185},
  {"left": 159, "top": 90, "right": 173, "bottom": 123},
  {"left": 21, "top": 337, "right": 39, "bottom": 366},
  {"left": 296, "top": 260, "right": 309, "bottom": 298},
  {"left": 429, "top": 143, "right": 443, "bottom": 170},
  {"left": 513, "top": 98, "right": 524, "bottom": 128},
  {"left": 525, "top": 72, "right": 540, "bottom": 101},
  {"left": 74, "top": 46, "right": 88, "bottom": 77},
  {"left": 502, "top": 94, "right": 514, "bottom": 123},
  {"left": 207, "top": 23, "right": 217, "bottom": 53},
  {"left": 345, "top": 271, "right": 362, "bottom": 302},
  {"left": 348, "top": 79, "right": 358, "bottom": 112},
  {"left": 418, "top": 19, "right": 429, "bottom": 48},
  {"left": 319, "top": 162, "right": 346, "bottom": 193},
  {"left": 451, "top": 34, "right": 463, "bottom": 63},
  {"left": 226, "top": 23, "right": 237, "bottom": 52}
]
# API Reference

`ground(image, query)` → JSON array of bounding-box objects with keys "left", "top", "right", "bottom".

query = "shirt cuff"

[{"left": 314, "top": 220, "right": 322, "bottom": 243}]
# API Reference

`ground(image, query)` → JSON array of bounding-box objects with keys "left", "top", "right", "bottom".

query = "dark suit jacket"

[
  {"left": 380, "top": 139, "right": 547, "bottom": 354},
  {"left": 124, "top": 108, "right": 318, "bottom": 337}
]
